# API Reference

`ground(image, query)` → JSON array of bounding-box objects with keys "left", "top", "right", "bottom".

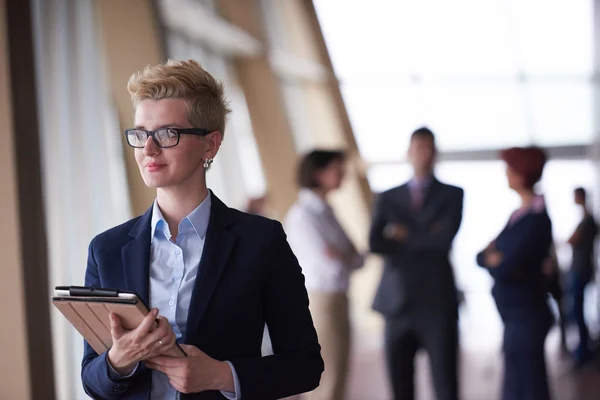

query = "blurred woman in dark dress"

[{"left": 477, "top": 146, "right": 553, "bottom": 400}]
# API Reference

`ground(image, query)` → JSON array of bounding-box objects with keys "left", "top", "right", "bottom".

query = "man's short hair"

[
  {"left": 410, "top": 126, "right": 436, "bottom": 142},
  {"left": 575, "top": 187, "right": 587, "bottom": 199},
  {"left": 297, "top": 149, "right": 346, "bottom": 189},
  {"left": 127, "top": 59, "right": 231, "bottom": 135}
]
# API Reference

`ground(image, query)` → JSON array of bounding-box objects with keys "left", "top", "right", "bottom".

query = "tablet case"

[{"left": 52, "top": 292, "right": 186, "bottom": 358}]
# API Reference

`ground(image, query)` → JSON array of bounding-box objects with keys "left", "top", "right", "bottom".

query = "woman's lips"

[{"left": 146, "top": 163, "right": 166, "bottom": 172}]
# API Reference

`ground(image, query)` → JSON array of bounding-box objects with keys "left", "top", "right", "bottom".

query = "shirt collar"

[
  {"left": 409, "top": 175, "right": 434, "bottom": 191},
  {"left": 530, "top": 194, "right": 546, "bottom": 213},
  {"left": 508, "top": 194, "right": 546, "bottom": 225},
  {"left": 298, "top": 189, "right": 329, "bottom": 213},
  {"left": 151, "top": 191, "right": 212, "bottom": 242}
]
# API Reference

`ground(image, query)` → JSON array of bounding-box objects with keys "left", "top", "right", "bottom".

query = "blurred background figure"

[
  {"left": 477, "top": 147, "right": 553, "bottom": 400},
  {"left": 543, "top": 244, "right": 568, "bottom": 354},
  {"left": 567, "top": 187, "right": 599, "bottom": 367},
  {"left": 369, "top": 128, "right": 463, "bottom": 400},
  {"left": 285, "top": 149, "right": 364, "bottom": 400}
]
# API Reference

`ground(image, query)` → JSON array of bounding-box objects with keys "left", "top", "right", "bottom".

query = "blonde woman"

[{"left": 80, "top": 60, "right": 323, "bottom": 400}]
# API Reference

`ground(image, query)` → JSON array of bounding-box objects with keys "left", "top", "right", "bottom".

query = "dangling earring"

[{"left": 204, "top": 158, "right": 214, "bottom": 170}]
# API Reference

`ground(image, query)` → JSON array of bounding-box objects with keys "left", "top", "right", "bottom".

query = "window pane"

[
  {"left": 315, "top": 0, "right": 596, "bottom": 159},
  {"left": 342, "top": 83, "right": 426, "bottom": 162},
  {"left": 526, "top": 82, "right": 594, "bottom": 145},
  {"left": 366, "top": 163, "right": 413, "bottom": 193},
  {"left": 509, "top": 0, "right": 594, "bottom": 75},
  {"left": 314, "top": 0, "right": 411, "bottom": 80},
  {"left": 315, "top": 0, "right": 518, "bottom": 79},
  {"left": 403, "top": 0, "right": 517, "bottom": 77},
  {"left": 424, "top": 82, "right": 529, "bottom": 150}
]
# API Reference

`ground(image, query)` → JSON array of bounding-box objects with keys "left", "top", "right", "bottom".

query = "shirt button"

[
  {"left": 174, "top": 249, "right": 181, "bottom": 255},
  {"left": 169, "top": 300, "right": 174, "bottom": 306},
  {"left": 172, "top": 277, "right": 177, "bottom": 282}
]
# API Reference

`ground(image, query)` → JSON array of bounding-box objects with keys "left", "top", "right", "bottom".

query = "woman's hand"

[
  {"left": 485, "top": 250, "right": 503, "bottom": 268},
  {"left": 107, "top": 309, "right": 177, "bottom": 375},
  {"left": 325, "top": 245, "right": 343, "bottom": 260},
  {"left": 383, "top": 223, "right": 409, "bottom": 242},
  {"left": 326, "top": 245, "right": 359, "bottom": 266},
  {"left": 146, "top": 345, "right": 234, "bottom": 394}
]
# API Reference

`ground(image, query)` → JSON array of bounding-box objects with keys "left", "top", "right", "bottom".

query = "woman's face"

[
  {"left": 315, "top": 159, "right": 346, "bottom": 192},
  {"left": 505, "top": 165, "right": 524, "bottom": 191},
  {"left": 133, "top": 98, "right": 221, "bottom": 190}
]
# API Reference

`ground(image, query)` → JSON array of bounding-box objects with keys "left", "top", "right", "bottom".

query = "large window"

[{"left": 314, "top": 0, "right": 596, "bottom": 159}]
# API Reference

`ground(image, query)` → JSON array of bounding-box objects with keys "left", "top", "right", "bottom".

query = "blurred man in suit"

[{"left": 369, "top": 127, "right": 463, "bottom": 400}]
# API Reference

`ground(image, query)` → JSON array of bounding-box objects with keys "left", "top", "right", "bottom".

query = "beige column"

[
  {"left": 95, "top": 0, "right": 165, "bottom": 216},
  {"left": 0, "top": 4, "right": 32, "bottom": 399},
  {"left": 217, "top": 0, "right": 301, "bottom": 219},
  {"left": 0, "top": 0, "right": 55, "bottom": 398}
]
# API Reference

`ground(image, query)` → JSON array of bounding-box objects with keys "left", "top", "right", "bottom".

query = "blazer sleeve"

[
  {"left": 81, "top": 237, "right": 145, "bottom": 399},
  {"left": 369, "top": 192, "right": 404, "bottom": 256},
  {"left": 486, "top": 216, "right": 548, "bottom": 283},
  {"left": 402, "top": 188, "right": 464, "bottom": 253},
  {"left": 229, "top": 222, "right": 324, "bottom": 399}
]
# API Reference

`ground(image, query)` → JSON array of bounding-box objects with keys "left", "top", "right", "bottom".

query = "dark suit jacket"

[
  {"left": 81, "top": 192, "right": 323, "bottom": 400},
  {"left": 370, "top": 178, "right": 464, "bottom": 318},
  {"left": 476, "top": 207, "right": 553, "bottom": 319}
]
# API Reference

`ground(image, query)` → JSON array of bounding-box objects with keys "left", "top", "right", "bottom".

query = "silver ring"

[{"left": 158, "top": 339, "right": 164, "bottom": 345}]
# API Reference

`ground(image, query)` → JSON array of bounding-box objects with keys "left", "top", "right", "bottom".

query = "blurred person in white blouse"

[{"left": 285, "top": 149, "right": 365, "bottom": 400}]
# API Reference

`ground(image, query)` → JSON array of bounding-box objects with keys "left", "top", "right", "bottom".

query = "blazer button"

[{"left": 113, "top": 384, "right": 127, "bottom": 393}]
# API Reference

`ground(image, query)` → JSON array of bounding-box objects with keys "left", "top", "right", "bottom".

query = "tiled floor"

[{"left": 346, "top": 326, "right": 600, "bottom": 400}]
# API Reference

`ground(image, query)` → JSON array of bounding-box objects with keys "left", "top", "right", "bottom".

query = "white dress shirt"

[{"left": 284, "top": 189, "right": 364, "bottom": 293}]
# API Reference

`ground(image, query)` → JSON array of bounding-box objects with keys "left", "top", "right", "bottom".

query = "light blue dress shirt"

[
  {"left": 149, "top": 193, "right": 240, "bottom": 399},
  {"left": 108, "top": 192, "right": 240, "bottom": 399}
]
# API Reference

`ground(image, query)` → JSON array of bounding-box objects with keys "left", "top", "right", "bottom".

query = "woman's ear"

[
  {"left": 204, "top": 131, "right": 223, "bottom": 159},
  {"left": 312, "top": 169, "right": 325, "bottom": 189}
]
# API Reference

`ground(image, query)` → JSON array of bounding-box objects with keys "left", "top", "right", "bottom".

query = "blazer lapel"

[
  {"left": 421, "top": 178, "right": 441, "bottom": 211},
  {"left": 417, "top": 178, "right": 447, "bottom": 223},
  {"left": 394, "top": 184, "right": 411, "bottom": 215},
  {"left": 121, "top": 207, "right": 153, "bottom": 307},
  {"left": 184, "top": 192, "right": 236, "bottom": 341}
]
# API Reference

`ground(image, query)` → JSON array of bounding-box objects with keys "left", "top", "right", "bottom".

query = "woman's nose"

[{"left": 143, "top": 136, "right": 160, "bottom": 156}]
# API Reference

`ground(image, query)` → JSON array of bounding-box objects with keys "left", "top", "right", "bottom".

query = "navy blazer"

[
  {"left": 370, "top": 179, "right": 464, "bottom": 318},
  {"left": 476, "top": 205, "right": 553, "bottom": 318},
  {"left": 81, "top": 192, "right": 323, "bottom": 400}
]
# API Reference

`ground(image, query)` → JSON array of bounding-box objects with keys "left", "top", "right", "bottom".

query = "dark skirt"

[{"left": 500, "top": 306, "right": 553, "bottom": 400}]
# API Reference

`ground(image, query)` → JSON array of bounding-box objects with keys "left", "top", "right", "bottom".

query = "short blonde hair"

[{"left": 127, "top": 59, "right": 231, "bottom": 134}]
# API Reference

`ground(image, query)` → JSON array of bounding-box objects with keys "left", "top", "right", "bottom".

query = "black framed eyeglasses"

[{"left": 124, "top": 128, "right": 212, "bottom": 148}]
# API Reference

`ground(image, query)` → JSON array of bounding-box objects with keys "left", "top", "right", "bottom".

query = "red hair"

[{"left": 500, "top": 146, "right": 547, "bottom": 188}]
